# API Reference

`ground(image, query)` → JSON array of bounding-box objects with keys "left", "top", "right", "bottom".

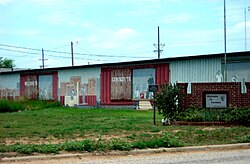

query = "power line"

[
  {"left": 165, "top": 37, "right": 250, "bottom": 45},
  {"left": 0, "top": 47, "right": 40, "bottom": 55},
  {"left": 46, "top": 54, "right": 110, "bottom": 61},
  {"left": 0, "top": 43, "right": 40, "bottom": 51},
  {"left": 0, "top": 43, "right": 149, "bottom": 59}
]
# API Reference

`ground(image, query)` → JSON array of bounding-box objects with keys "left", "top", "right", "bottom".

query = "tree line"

[{"left": 0, "top": 57, "right": 15, "bottom": 68}]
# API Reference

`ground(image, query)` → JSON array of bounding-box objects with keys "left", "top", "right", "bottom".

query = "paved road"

[
  {"left": 2, "top": 148, "right": 250, "bottom": 164},
  {"left": 71, "top": 149, "right": 250, "bottom": 164}
]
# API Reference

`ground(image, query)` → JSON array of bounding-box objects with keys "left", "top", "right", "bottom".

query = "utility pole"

[
  {"left": 39, "top": 48, "right": 47, "bottom": 69},
  {"left": 245, "top": 4, "right": 247, "bottom": 51},
  {"left": 224, "top": 0, "right": 227, "bottom": 82},
  {"left": 71, "top": 41, "right": 74, "bottom": 66},
  {"left": 153, "top": 26, "right": 165, "bottom": 59},
  {"left": 244, "top": 0, "right": 250, "bottom": 51}
]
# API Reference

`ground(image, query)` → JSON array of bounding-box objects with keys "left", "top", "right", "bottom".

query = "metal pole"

[
  {"left": 244, "top": 0, "right": 247, "bottom": 51},
  {"left": 153, "top": 92, "right": 156, "bottom": 125},
  {"left": 158, "top": 26, "right": 160, "bottom": 59},
  {"left": 71, "top": 41, "right": 74, "bottom": 66},
  {"left": 224, "top": 0, "right": 227, "bottom": 82},
  {"left": 42, "top": 48, "right": 44, "bottom": 69}
]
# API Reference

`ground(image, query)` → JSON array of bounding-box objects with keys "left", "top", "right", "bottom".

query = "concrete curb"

[{"left": 1, "top": 143, "right": 250, "bottom": 162}]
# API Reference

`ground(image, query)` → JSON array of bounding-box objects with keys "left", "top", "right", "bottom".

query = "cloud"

[
  {"left": 113, "top": 28, "right": 138, "bottom": 40},
  {"left": 0, "top": 0, "right": 12, "bottom": 5},
  {"left": 160, "top": 13, "right": 192, "bottom": 24},
  {"left": 39, "top": 11, "right": 74, "bottom": 26},
  {"left": 25, "top": 0, "right": 64, "bottom": 6},
  {"left": 87, "top": 28, "right": 138, "bottom": 50},
  {"left": 16, "top": 29, "right": 41, "bottom": 37},
  {"left": 230, "top": 21, "right": 250, "bottom": 32},
  {"left": 228, "top": 21, "right": 250, "bottom": 39}
]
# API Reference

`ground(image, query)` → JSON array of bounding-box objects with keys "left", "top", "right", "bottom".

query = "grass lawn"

[{"left": 0, "top": 107, "right": 250, "bottom": 154}]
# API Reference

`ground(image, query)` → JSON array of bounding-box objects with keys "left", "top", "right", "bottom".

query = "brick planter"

[{"left": 171, "top": 121, "right": 236, "bottom": 126}]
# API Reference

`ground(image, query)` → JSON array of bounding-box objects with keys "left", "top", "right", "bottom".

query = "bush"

[
  {"left": 155, "top": 83, "right": 180, "bottom": 121},
  {"left": 175, "top": 107, "right": 250, "bottom": 125},
  {"left": 221, "top": 108, "right": 250, "bottom": 125}
]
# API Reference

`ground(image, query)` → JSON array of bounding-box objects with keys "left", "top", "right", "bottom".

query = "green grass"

[
  {"left": 0, "top": 99, "right": 61, "bottom": 113},
  {"left": 0, "top": 107, "right": 249, "bottom": 155}
]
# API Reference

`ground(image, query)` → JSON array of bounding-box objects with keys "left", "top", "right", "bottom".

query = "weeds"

[
  {"left": 0, "top": 133, "right": 183, "bottom": 154},
  {"left": 0, "top": 107, "right": 249, "bottom": 155},
  {"left": 0, "top": 99, "right": 60, "bottom": 113}
]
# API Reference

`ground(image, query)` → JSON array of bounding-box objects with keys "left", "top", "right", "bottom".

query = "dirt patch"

[
  {"left": 202, "top": 127, "right": 217, "bottom": 131},
  {"left": 3, "top": 134, "right": 128, "bottom": 146}
]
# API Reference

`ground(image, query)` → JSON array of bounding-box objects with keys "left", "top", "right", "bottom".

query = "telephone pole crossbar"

[{"left": 153, "top": 26, "right": 165, "bottom": 59}]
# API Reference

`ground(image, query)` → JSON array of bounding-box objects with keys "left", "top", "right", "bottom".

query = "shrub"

[
  {"left": 0, "top": 99, "right": 25, "bottom": 113},
  {"left": 155, "top": 83, "right": 179, "bottom": 121},
  {"left": 175, "top": 107, "right": 250, "bottom": 125},
  {"left": 221, "top": 108, "right": 250, "bottom": 125}
]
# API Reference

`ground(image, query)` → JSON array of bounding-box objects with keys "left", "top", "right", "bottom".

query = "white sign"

[
  {"left": 25, "top": 81, "right": 37, "bottom": 86},
  {"left": 205, "top": 93, "right": 227, "bottom": 108}
]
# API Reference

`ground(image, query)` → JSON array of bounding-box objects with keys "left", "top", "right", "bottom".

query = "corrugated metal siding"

[
  {"left": 101, "top": 68, "right": 111, "bottom": 103},
  {"left": 156, "top": 64, "right": 170, "bottom": 85},
  {"left": 52, "top": 72, "right": 58, "bottom": 100},
  {"left": 170, "top": 58, "right": 221, "bottom": 92}
]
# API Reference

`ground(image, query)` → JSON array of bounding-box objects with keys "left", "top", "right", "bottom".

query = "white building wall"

[
  {"left": 0, "top": 73, "right": 20, "bottom": 98},
  {"left": 170, "top": 57, "right": 222, "bottom": 92},
  {"left": 0, "top": 73, "right": 20, "bottom": 89}
]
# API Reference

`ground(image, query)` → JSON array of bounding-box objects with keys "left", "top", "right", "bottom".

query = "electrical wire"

[
  {"left": 0, "top": 47, "right": 40, "bottom": 55},
  {"left": 0, "top": 43, "right": 149, "bottom": 59}
]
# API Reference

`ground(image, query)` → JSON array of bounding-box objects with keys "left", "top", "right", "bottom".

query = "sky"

[{"left": 0, "top": 0, "right": 249, "bottom": 69}]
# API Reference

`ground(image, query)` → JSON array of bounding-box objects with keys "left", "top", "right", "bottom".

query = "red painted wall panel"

[
  {"left": 101, "top": 68, "right": 111, "bottom": 104},
  {"left": 20, "top": 72, "right": 58, "bottom": 101},
  {"left": 156, "top": 64, "right": 169, "bottom": 85},
  {"left": 85, "top": 95, "right": 97, "bottom": 106},
  {"left": 101, "top": 64, "right": 169, "bottom": 105},
  {"left": 60, "top": 96, "right": 65, "bottom": 105},
  {"left": 52, "top": 72, "right": 58, "bottom": 100},
  {"left": 20, "top": 74, "right": 38, "bottom": 99}
]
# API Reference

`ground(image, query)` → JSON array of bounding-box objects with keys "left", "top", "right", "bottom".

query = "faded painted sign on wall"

[
  {"left": 60, "top": 75, "right": 97, "bottom": 105},
  {"left": 38, "top": 75, "right": 52, "bottom": 100},
  {"left": 133, "top": 68, "right": 155, "bottom": 99},
  {"left": 111, "top": 69, "right": 131, "bottom": 100},
  {"left": 24, "top": 75, "right": 38, "bottom": 99}
]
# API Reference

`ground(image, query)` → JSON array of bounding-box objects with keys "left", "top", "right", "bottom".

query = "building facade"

[{"left": 0, "top": 51, "right": 249, "bottom": 107}]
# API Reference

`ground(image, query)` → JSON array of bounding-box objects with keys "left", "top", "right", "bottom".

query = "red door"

[{"left": 20, "top": 75, "right": 38, "bottom": 99}]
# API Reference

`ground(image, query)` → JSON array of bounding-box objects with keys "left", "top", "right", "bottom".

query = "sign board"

[
  {"left": 205, "top": 93, "right": 227, "bottom": 108},
  {"left": 111, "top": 69, "right": 132, "bottom": 100},
  {"left": 148, "top": 85, "right": 158, "bottom": 92}
]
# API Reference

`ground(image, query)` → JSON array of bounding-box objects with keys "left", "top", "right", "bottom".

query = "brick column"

[{"left": 177, "top": 83, "right": 188, "bottom": 110}]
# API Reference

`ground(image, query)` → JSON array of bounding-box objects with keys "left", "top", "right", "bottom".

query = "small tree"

[
  {"left": 0, "top": 57, "right": 15, "bottom": 68},
  {"left": 155, "top": 83, "right": 179, "bottom": 123}
]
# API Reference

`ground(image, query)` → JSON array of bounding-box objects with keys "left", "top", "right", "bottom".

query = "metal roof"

[{"left": 0, "top": 51, "right": 249, "bottom": 75}]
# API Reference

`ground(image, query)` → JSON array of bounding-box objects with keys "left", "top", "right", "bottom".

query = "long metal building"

[{"left": 0, "top": 51, "right": 249, "bottom": 108}]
